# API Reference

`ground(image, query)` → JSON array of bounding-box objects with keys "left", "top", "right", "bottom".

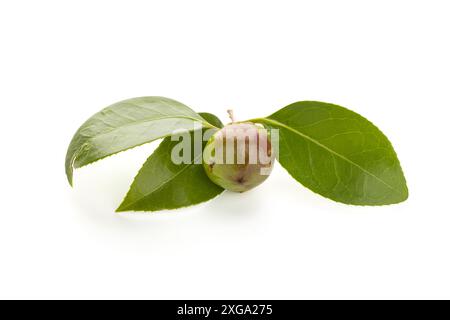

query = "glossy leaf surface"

[
  {"left": 254, "top": 101, "right": 408, "bottom": 205},
  {"left": 116, "top": 113, "right": 224, "bottom": 212},
  {"left": 65, "top": 97, "right": 215, "bottom": 185}
]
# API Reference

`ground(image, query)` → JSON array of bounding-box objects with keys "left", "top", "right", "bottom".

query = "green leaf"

[
  {"left": 253, "top": 101, "right": 408, "bottom": 205},
  {"left": 65, "top": 96, "right": 216, "bottom": 186},
  {"left": 199, "top": 112, "right": 224, "bottom": 128},
  {"left": 116, "top": 112, "right": 224, "bottom": 212}
]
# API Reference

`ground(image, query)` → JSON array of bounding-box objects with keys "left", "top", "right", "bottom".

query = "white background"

[{"left": 1, "top": 0, "right": 449, "bottom": 299}]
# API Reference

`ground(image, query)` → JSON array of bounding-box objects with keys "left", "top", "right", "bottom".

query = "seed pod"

[{"left": 203, "top": 123, "right": 274, "bottom": 192}]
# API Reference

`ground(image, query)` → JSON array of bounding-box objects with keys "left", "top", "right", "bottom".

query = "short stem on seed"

[{"left": 227, "top": 109, "right": 235, "bottom": 123}]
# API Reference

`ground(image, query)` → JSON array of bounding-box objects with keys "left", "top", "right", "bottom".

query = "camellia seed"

[{"left": 203, "top": 122, "right": 275, "bottom": 192}]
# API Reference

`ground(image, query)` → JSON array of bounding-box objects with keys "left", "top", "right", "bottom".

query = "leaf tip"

[
  {"left": 116, "top": 197, "right": 135, "bottom": 212},
  {"left": 399, "top": 186, "right": 409, "bottom": 203},
  {"left": 65, "top": 151, "right": 75, "bottom": 187},
  {"left": 115, "top": 203, "right": 128, "bottom": 213},
  {"left": 392, "top": 175, "right": 409, "bottom": 204},
  {"left": 66, "top": 170, "right": 74, "bottom": 187}
]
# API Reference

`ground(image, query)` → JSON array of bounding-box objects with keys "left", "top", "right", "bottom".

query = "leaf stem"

[{"left": 246, "top": 117, "right": 267, "bottom": 124}]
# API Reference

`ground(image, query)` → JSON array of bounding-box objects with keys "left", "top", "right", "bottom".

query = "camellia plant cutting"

[{"left": 65, "top": 96, "right": 408, "bottom": 212}]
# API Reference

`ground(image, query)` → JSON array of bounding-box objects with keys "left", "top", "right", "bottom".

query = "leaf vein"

[{"left": 259, "top": 118, "right": 402, "bottom": 195}]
